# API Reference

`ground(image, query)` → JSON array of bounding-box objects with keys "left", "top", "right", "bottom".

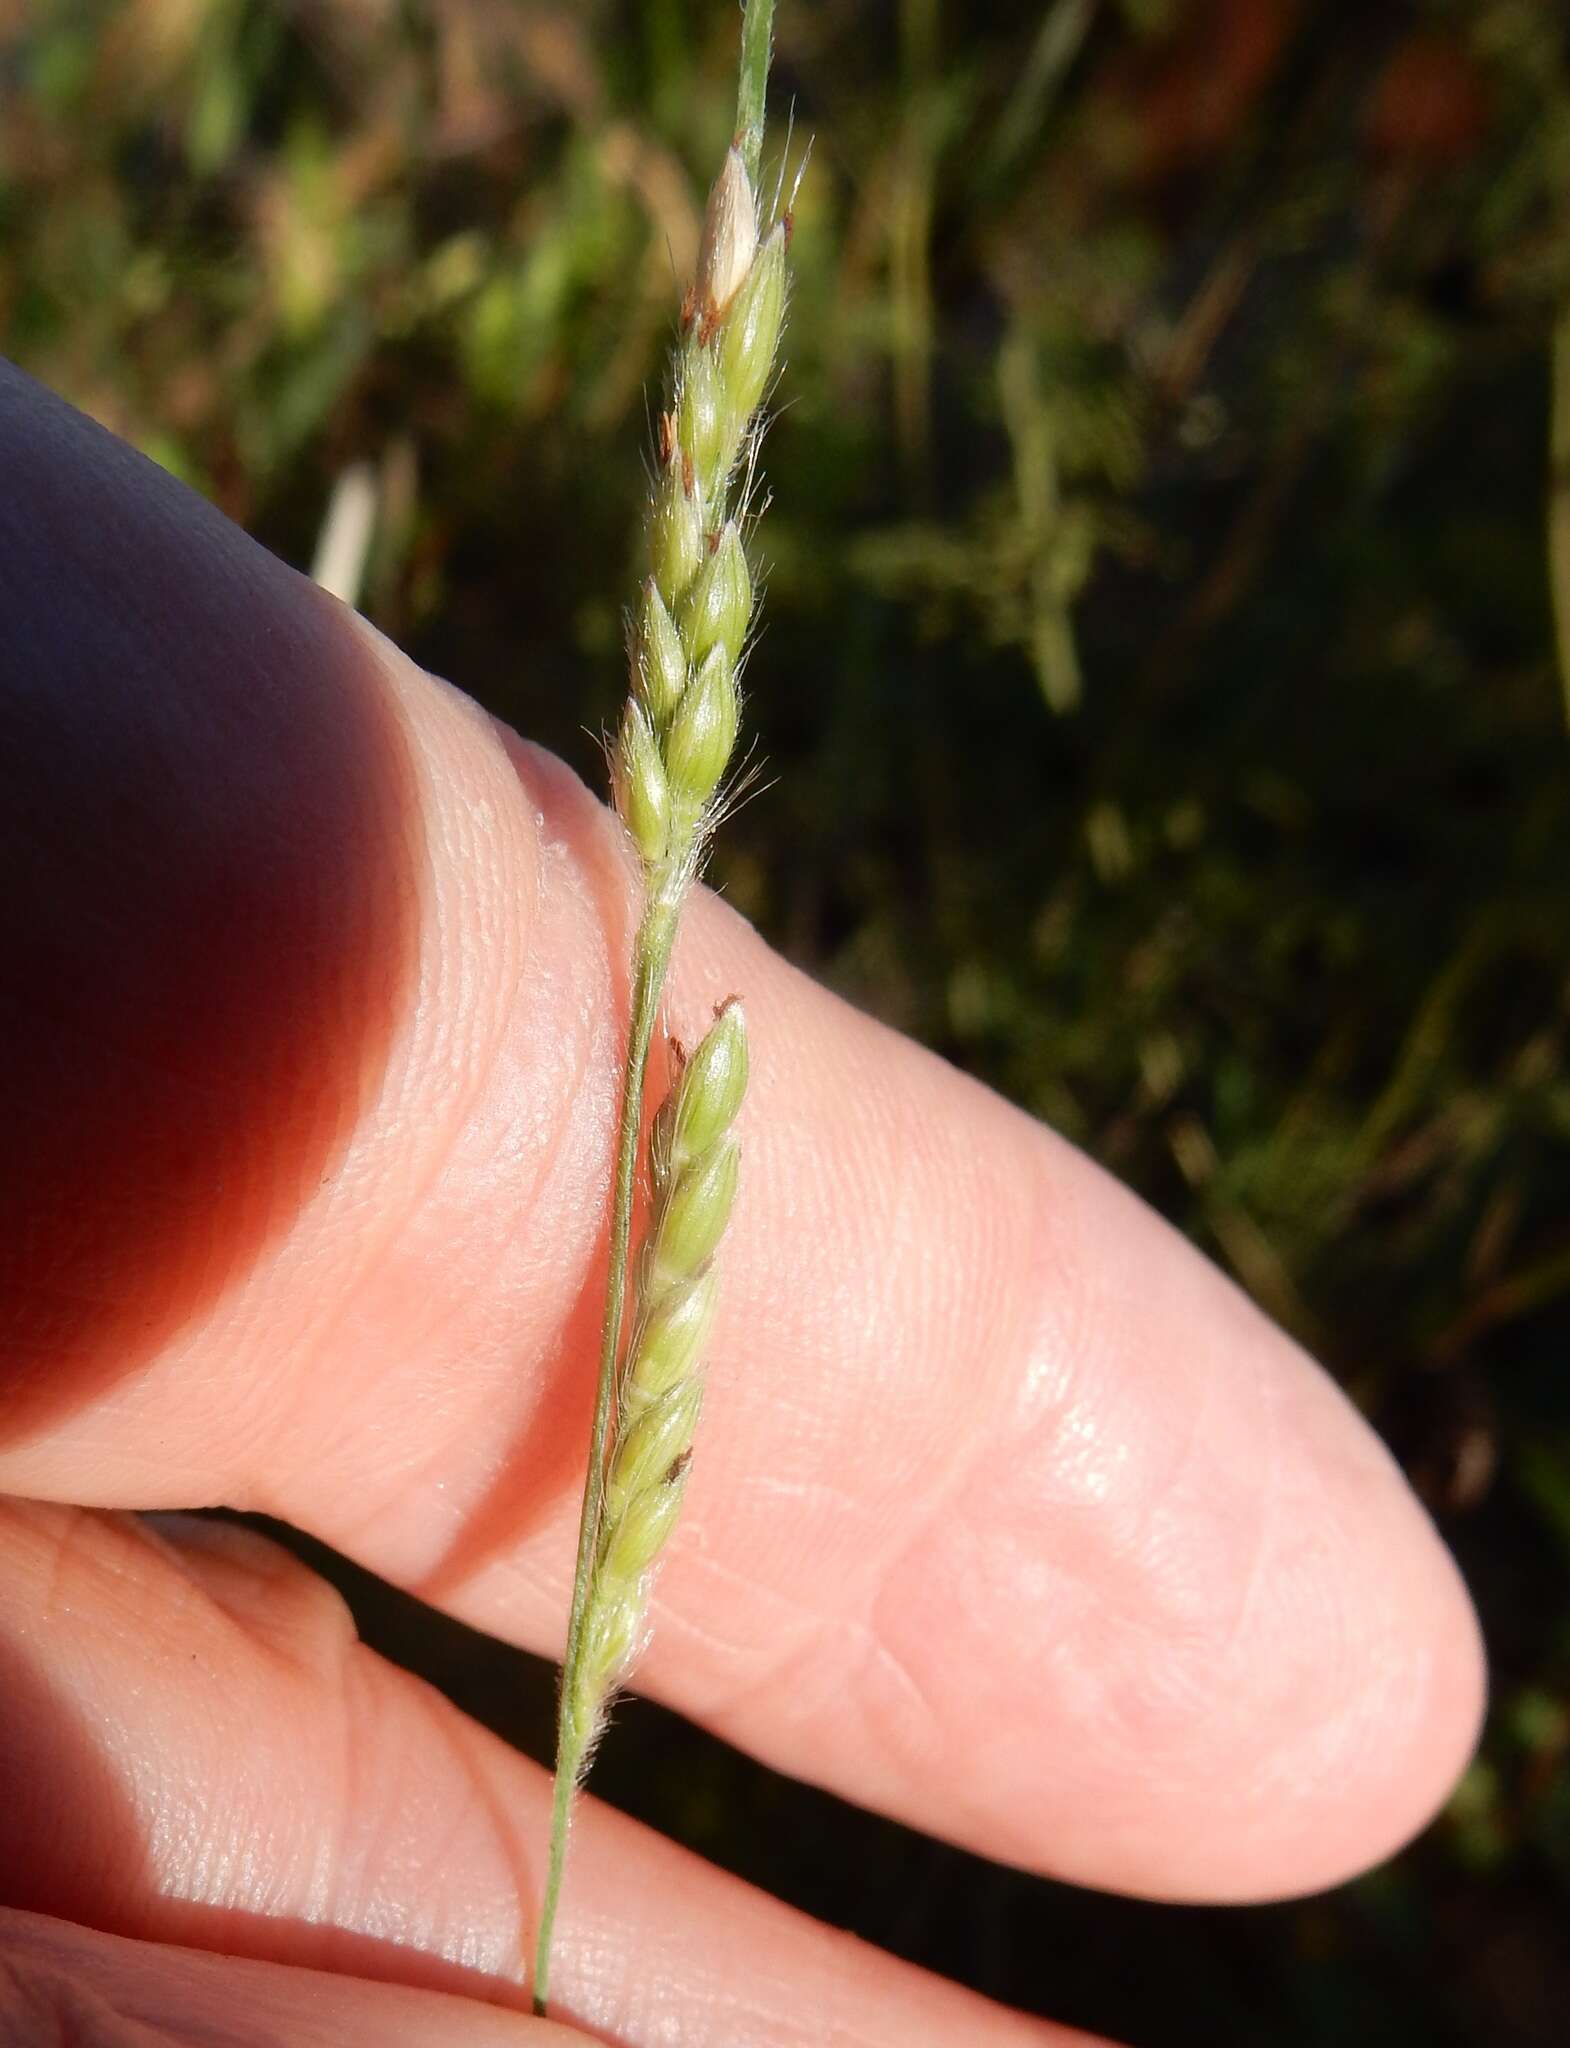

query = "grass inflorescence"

[{"left": 531, "top": 0, "right": 789, "bottom": 2014}]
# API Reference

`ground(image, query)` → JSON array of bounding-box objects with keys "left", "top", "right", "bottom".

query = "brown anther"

[
  {"left": 679, "top": 284, "right": 698, "bottom": 334},
  {"left": 666, "top": 1449, "right": 693, "bottom": 1485},
  {"left": 657, "top": 411, "right": 677, "bottom": 469},
  {"left": 783, "top": 209, "right": 795, "bottom": 248},
  {"left": 681, "top": 448, "right": 696, "bottom": 497},
  {"left": 697, "top": 306, "right": 723, "bottom": 348}
]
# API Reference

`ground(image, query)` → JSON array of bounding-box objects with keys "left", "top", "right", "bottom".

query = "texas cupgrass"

[{"left": 531, "top": 0, "right": 790, "bottom": 2013}]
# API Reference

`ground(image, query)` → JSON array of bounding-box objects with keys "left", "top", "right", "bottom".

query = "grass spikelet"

[{"left": 531, "top": 0, "right": 787, "bottom": 2015}]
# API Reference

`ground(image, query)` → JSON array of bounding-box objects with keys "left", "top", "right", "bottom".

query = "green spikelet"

[
  {"left": 615, "top": 700, "right": 671, "bottom": 864},
  {"left": 684, "top": 523, "right": 753, "bottom": 670},
  {"left": 721, "top": 224, "right": 788, "bottom": 422},
  {"left": 638, "top": 579, "right": 688, "bottom": 728}
]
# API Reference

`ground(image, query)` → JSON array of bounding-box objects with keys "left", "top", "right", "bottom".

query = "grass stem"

[
  {"left": 735, "top": 0, "right": 776, "bottom": 185},
  {"left": 1548, "top": 296, "right": 1570, "bottom": 735}
]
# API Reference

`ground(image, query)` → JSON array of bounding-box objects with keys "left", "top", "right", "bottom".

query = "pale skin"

[{"left": 0, "top": 358, "right": 1485, "bottom": 2046}]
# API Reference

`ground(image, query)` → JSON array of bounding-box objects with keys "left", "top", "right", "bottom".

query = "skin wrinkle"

[
  {"left": 566, "top": 1868, "right": 1076, "bottom": 2048},
  {"left": 720, "top": 1048, "right": 982, "bottom": 1540},
  {"left": 371, "top": 1686, "right": 485, "bottom": 1955},
  {"left": 854, "top": 1622, "right": 948, "bottom": 1771},
  {"left": 745, "top": 1471, "right": 869, "bottom": 1520},
  {"left": 1231, "top": 1449, "right": 1373, "bottom": 1812},
  {"left": 833, "top": 1084, "right": 924, "bottom": 1356},
  {"left": 991, "top": 1143, "right": 1118, "bottom": 1518},
  {"left": 421, "top": 1709, "right": 534, "bottom": 1975},
  {"left": 151, "top": 1525, "right": 352, "bottom": 1678},
  {"left": 698, "top": 1356, "right": 989, "bottom": 1726},
  {"left": 1049, "top": 1359, "right": 1426, "bottom": 1865},
  {"left": 427, "top": 832, "right": 599, "bottom": 1302},
  {"left": 852, "top": 1155, "right": 1121, "bottom": 1792},
  {"left": 871, "top": 1368, "right": 1203, "bottom": 1867},
  {"left": 1216, "top": 1340, "right": 1280, "bottom": 1667},
  {"left": 676, "top": 1063, "right": 1034, "bottom": 1660},
  {"left": 33, "top": 1501, "right": 113, "bottom": 1644},
  {"left": 438, "top": 785, "right": 522, "bottom": 1092},
  {"left": 300, "top": 735, "right": 622, "bottom": 1587},
  {"left": 207, "top": 1548, "right": 357, "bottom": 1698},
  {"left": 320, "top": 1646, "right": 374, "bottom": 1938},
  {"left": 637, "top": 1961, "right": 858, "bottom": 2048},
  {"left": 104, "top": 1521, "right": 229, "bottom": 1676},
  {"left": 164, "top": 1355, "right": 280, "bottom": 1517},
  {"left": 1, "top": 1960, "right": 176, "bottom": 2048},
  {"left": 307, "top": 1654, "right": 510, "bottom": 1971},
  {"left": 387, "top": 667, "right": 514, "bottom": 1094},
  {"left": 361, "top": 1667, "right": 523, "bottom": 1974},
  {"left": 1005, "top": 1161, "right": 1268, "bottom": 1674},
  {"left": 1047, "top": 1540, "right": 1240, "bottom": 1787},
  {"left": 1115, "top": 1453, "right": 1235, "bottom": 1657},
  {"left": 143, "top": 1769, "right": 218, "bottom": 1924},
  {"left": 1133, "top": 1333, "right": 1221, "bottom": 1578},
  {"left": 1244, "top": 1390, "right": 1437, "bottom": 1817},
  {"left": 155, "top": 1758, "right": 235, "bottom": 1927},
  {"left": 117, "top": 1521, "right": 350, "bottom": 1929},
  {"left": 639, "top": 1548, "right": 832, "bottom": 1724},
  {"left": 0, "top": 1914, "right": 575, "bottom": 2046},
  {"left": 250, "top": 677, "right": 533, "bottom": 1518},
  {"left": 852, "top": 1272, "right": 1067, "bottom": 1779}
]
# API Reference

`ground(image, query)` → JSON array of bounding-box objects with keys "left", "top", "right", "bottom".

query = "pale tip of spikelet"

[{"left": 696, "top": 148, "right": 758, "bottom": 329}]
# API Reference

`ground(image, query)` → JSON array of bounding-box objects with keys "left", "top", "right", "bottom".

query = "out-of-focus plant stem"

[{"left": 1548, "top": 297, "right": 1570, "bottom": 733}]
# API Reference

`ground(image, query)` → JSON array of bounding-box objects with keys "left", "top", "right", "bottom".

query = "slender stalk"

[
  {"left": 735, "top": 0, "right": 776, "bottom": 184},
  {"left": 1549, "top": 296, "right": 1570, "bottom": 734},
  {"left": 309, "top": 461, "right": 379, "bottom": 608}
]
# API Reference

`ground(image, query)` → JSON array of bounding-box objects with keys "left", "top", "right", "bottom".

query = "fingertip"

[
  {"left": 869, "top": 1157, "right": 1488, "bottom": 1901},
  {"left": 1216, "top": 1426, "right": 1487, "bottom": 1900}
]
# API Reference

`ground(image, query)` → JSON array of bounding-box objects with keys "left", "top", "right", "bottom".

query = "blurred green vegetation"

[{"left": 6, "top": 0, "right": 1570, "bottom": 2040}]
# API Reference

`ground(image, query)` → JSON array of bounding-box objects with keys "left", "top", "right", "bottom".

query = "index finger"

[{"left": 0, "top": 360, "right": 1484, "bottom": 1902}]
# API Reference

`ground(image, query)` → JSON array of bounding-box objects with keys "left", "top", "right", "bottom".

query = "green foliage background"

[{"left": 5, "top": 0, "right": 1570, "bottom": 2040}]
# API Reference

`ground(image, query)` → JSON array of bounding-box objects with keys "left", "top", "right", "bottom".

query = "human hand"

[{"left": 0, "top": 359, "right": 1483, "bottom": 2045}]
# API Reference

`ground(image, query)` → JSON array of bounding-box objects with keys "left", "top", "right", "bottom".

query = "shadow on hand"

[{"left": 0, "top": 361, "right": 421, "bottom": 1448}]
